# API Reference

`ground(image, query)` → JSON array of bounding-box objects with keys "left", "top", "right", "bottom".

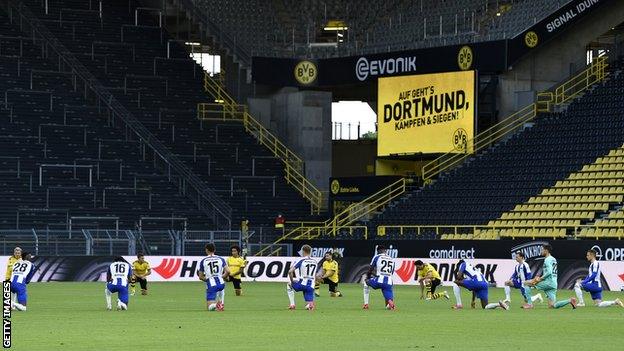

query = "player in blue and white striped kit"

[
  {"left": 503, "top": 251, "right": 543, "bottom": 308},
  {"left": 362, "top": 245, "right": 395, "bottom": 310},
  {"left": 573, "top": 249, "right": 623, "bottom": 308},
  {"left": 198, "top": 243, "right": 230, "bottom": 311},
  {"left": 453, "top": 260, "right": 508, "bottom": 310},
  {"left": 286, "top": 244, "right": 318, "bottom": 310},
  {"left": 105, "top": 257, "right": 132, "bottom": 311},
  {"left": 10, "top": 252, "right": 36, "bottom": 311}
]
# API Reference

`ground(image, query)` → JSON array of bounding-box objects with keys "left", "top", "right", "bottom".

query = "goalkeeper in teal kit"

[{"left": 525, "top": 244, "right": 577, "bottom": 309}]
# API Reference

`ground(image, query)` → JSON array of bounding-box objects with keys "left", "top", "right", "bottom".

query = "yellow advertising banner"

[{"left": 377, "top": 70, "right": 475, "bottom": 156}]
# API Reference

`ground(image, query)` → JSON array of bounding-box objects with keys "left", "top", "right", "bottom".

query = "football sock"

[
  {"left": 530, "top": 294, "right": 540, "bottom": 302},
  {"left": 554, "top": 299, "right": 571, "bottom": 309},
  {"left": 216, "top": 290, "right": 224, "bottom": 304},
  {"left": 485, "top": 303, "right": 500, "bottom": 309},
  {"left": 504, "top": 286, "right": 511, "bottom": 301},
  {"left": 520, "top": 286, "right": 531, "bottom": 302},
  {"left": 105, "top": 288, "right": 112, "bottom": 308},
  {"left": 286, "top": 284, "right": 295, "bottom": 305},
  {"left": 453, "top": 285, "right": 462, "bottom": 306},
  {"left": 12, "top": 302, "right": 26, "bottom": 311},
  {"left": 430, "top": 293, "right": 443, "bottom": 300},
  {"left": 574, "top": 283, "right": 585, "bottom": 305},
  {"left": 363, "top": 284, "right": 370, "bottom": 305},
  {"left": 598, "top": 301, "right": 616, "bottom": 307}
]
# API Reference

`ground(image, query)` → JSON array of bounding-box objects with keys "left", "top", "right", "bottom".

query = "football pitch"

[{"left": 9, "top": 282, "right": 624, "bottom": 350}]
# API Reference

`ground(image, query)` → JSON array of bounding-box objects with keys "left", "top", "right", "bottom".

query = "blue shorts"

[
  {"left": 206, "top": 283, "right": 225, "bottom": 301},
  {"left": 10, "top": 282, "right": 27, "bottom": 304},
  {"left": 512, "top": 279, "right": 523, "bottom": 289},
  {"left": 462, "top": 279, "right": 488, "bottom": 301},
  {"left": 292, "top": 281, "right": 315, "bottom": 302},
  {"left": 107, "top": 283, "right": 129, "bottom": 304},
  {"left": 366, "top": 278, "right": 394, "bottom": 301},
  {"left": 581, "top": 282, "right": 603, "bottom": 300}
]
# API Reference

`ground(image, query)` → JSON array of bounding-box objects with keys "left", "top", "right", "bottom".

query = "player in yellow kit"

[
  {"left": 131, "top": 253, "right": 151, "bottom": 295},
  {"left": 226, "top": 246, "right": 247, "bottom": 296},
  {"left": 315, "top": 252, "right": 342, "bottom": 297},
  {"left": 5, "top": 247, "right": 22, "bottom": 281},
  {"left": 415, "top": 260, "right": 449, "bottom": 301}
]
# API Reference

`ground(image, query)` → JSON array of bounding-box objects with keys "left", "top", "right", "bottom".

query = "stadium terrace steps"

[
  {"left": 0, "top": 10, "right": 214, "bottom": 230},
  {"left": 373, "top": 64, "right": 624, "bottom": 240},
  {"left": 179, "top": 0, "right": 570, "bottom": 59},
  {"left": 18, "top": 0, "right": 321, "bottom": 237}
]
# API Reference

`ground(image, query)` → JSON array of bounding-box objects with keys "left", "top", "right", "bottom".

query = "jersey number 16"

[{"left": 113, "top": 263, "right": 126, "bottom": 274}]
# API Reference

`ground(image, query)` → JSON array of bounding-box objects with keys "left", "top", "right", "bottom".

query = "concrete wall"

[
  {"left": 248, "top": 89, "right": 332, "bottom": 191},
  {"left": 498, "top": 0, "right": 624, "bottom": 118},
  {"left": 221, "top": 56, "right": 253, "bottom": 102}
]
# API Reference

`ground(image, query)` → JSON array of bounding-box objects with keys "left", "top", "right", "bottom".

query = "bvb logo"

[
  {"left": 330, "top": 179, "right": 340, "bottom": 195},
  {"left": 457, "top": 46, "right": 473, "bottom": 71},
  {"left": 294, "top": 60, "right": 318, "bottom": 85},
  {"left": 524, "top": 31, "right": 538, "bottom": 48},
  {"left": 452, "top": 128, "right": 468, "bottom": 151}
]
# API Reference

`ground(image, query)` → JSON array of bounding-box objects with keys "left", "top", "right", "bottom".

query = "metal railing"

[
  {"left": 4, "top": 0, "right": 232, "bottom": 228},
  {"left": 248, "top": 243, "right": 293, "bottom": 256},
  {"left": 422, "top": 56, "right": 609, "bottom": 182},
  {"left": 375, "top": 223, "right": 624, "bottom": 240},
  {"left": 198, "top": 74, "right": 324, "bottom": 214},
  {"left": 180, "top": 230, "right": 242, "bottom": 255},
  {"left": 255, "top": 179, "right": 406, "bottom": 254}
]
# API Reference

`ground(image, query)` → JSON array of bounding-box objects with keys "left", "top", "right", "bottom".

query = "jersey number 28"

[{"left": 13, "top": 263, "right": 28, "bottom": 273}]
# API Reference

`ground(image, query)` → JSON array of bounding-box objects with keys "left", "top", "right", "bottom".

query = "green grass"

[{"left": 8, "top": 282, "right": 624, "bottom": 350}]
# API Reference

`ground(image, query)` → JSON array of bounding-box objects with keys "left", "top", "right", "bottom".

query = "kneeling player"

[
  {"left": 105, "top": 257, "right": 132, "bottom": 311},
  {"left": 525, "top": 244, "right": 577, "bottom": 309},
  {"left": 198, "top": 243, "right": 230, "bottom": 311},
  {"left": 131, "top": 252, "right": 151, "bottom": 296},
  {"left": 315, "top": 252, "right": 342, "bottom": 297},
  {"left": 415, "top": 260, "right": 448, "bottom": 301},
  {"left": 573, "top": 249, "right": 623, "bottom": 308},
  {"left": 286, "top": 244, "right": 317, "bottom": 310},
  {"left": 362, "top": 245, "right": 395, "bottom": 310},
  {"left": 452, "top": 260, "right": 508, "bottom": 310},
  {"left": 503, "top": 251, "right": 543, "bottom": 307},
  {"left": 10, "top": 252, "right": 35, "bottom": 311}
]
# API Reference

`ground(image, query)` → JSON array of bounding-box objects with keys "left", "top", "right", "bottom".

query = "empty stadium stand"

[
  {"left": 374, "top": 60, "right": 624, "bottom": 239},
  {"left": 0, "top": 9, "right": 216, "bottom": 232},
  {"left": 2, "top": 0, "right": 321, "bottom": 241},
  {"left": 180, "top": 0, "right": 572, "bottom": 59}
]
